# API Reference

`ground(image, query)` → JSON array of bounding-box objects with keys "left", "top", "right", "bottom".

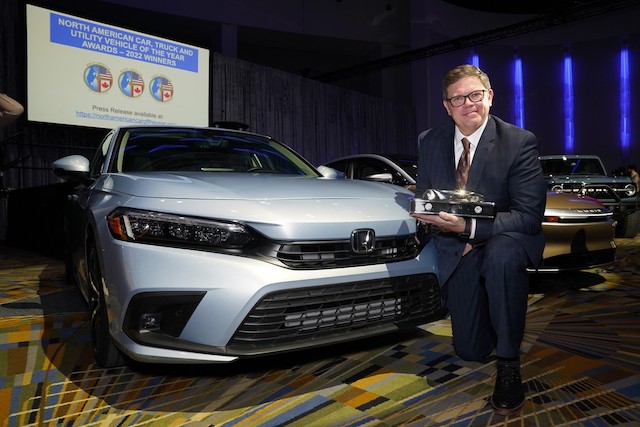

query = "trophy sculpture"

[{"left": 411, "top": 189, "right": 496, "bottom": 218}]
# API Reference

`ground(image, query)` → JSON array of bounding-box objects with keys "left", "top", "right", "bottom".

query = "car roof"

[
  {"left": 112, "top": 125, "right": 274, "bottom": 140},
  {"left": 325, "top": 153, "right": 417, "bottom": 162},
  {"left": 539, "top": 155, "right": 601, "bottom": 160}
]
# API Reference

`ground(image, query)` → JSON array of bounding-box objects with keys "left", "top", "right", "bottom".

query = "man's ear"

[{"left": 443, "top": 99, "right": 451, "bottom": 116}]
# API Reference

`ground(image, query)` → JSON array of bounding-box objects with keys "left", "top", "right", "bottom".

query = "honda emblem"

[{"left": 351, "top": 229, "right": 375, "bottom": 253}]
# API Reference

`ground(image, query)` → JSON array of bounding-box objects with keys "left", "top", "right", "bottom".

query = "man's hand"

[{"left": 411, "top": 211, "right": 466, "bottom": 234}]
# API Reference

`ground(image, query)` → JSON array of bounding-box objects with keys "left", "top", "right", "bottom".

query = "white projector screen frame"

[{"left": 26, "top": 4, "right": 210, "bottom": 129}]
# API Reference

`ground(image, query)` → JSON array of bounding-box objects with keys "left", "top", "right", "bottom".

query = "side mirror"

[
  {"left": 316, "top": 165, "right": 342, "bottom": 179},
  {"left": 52, "top": 155, "right": 90, "bottom": 182},
  {"left": 365, "top": 172, "right": 393, "bottom": 183}
]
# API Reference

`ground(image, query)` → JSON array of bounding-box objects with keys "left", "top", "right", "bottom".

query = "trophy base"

[{"left": 411, "top": 198, "right": 496, "bottom": 218}]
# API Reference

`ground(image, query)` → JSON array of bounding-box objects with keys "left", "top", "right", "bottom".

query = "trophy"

[{"left": 411, "top": 189, "right": 496, "bottom": 218}]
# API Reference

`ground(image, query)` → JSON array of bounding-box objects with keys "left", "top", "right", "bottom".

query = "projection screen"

[{"left": 26, "top": 4, "right": 210, "bottom": 129}]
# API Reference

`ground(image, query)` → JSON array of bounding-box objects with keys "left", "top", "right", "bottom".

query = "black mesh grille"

[
  {"left": 276, "top": 235, "right": 419, "bottom": 269},
  {"left": 229, "top": 273, "right": 442, "bottom": 352}
]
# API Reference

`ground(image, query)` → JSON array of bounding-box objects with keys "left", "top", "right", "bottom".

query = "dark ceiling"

[{"left": 442, "top": 0, "right": 591, "bottom": 14}]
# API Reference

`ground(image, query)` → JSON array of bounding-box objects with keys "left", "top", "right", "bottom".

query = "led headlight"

[{"left": 107, "top": 208, "right": 254, "bottom": 249}]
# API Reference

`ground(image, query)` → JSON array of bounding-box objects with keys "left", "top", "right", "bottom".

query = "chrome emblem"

[{"left": 351, "top": 229, "right": 375, "bottom": 253}]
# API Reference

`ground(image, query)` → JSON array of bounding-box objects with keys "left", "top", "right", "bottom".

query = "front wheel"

[{"left": 87, "top": 241, "right": 126, "bottom": 368}]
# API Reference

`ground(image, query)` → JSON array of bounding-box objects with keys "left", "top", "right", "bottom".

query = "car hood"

[
  {"left": 545, "top": 191, "right": 606, "bottom": 209},
  {"left": 104, "top": 172, "right": 409, "bottom": 200},
  {"left": 98, "top": 173, "right": 415, "bottom": 239}
]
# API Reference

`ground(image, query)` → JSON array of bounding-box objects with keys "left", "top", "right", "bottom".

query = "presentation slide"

[{"left": 26, "top": 4, "right": 210, "bottom": 129}]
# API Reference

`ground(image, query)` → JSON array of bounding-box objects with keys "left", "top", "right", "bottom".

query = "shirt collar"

[{"left": 454, "top": 116, "right": 489, "bottom": 147}]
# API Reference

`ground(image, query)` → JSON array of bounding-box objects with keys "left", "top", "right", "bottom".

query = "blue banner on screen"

[
  {"left": 50, "top": 13, "right": 199, "bottom": 73},
  {"left": 26, "top": 4, "right": 210, "bottom": 129}
]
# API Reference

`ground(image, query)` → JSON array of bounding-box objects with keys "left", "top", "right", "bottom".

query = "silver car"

[{"left": 53, "top": 126, "right": 445, "bottom": 367}]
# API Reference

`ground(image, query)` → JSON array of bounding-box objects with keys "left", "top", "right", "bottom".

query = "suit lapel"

[
  {"left": 467, "top": 116, "right": 497, "bottom": 191},
  {"left": 439, "top": 124, "right": 457, "bottom": 187}
]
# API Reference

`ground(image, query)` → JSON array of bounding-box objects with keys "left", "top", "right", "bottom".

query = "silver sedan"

[{"left": 53, "top": 126, "right": 445, "bottom": 367}]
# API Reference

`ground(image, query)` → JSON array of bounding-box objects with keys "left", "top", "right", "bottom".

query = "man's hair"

[{"left": 442, "top": 64, "right": 492, "bottom": 99}]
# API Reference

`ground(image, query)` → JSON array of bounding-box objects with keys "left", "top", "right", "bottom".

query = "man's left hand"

[{"left": 411, "top": 211, "right": 466, "bottom": 234}]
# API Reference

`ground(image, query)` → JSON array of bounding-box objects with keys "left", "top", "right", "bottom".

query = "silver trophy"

[{"left": 411, "top": 189, "right": 496, "bottom": 218}]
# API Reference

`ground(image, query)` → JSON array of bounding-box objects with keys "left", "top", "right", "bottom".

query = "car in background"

[
  {"left": 52, "top": 127, "right": 447, "bottom": 368},
  {"left": 539, "top": 154, "right": 640, "bottom": 238},
  {"left": 322, "top": 154, "right": 616, "bottom": 272}
]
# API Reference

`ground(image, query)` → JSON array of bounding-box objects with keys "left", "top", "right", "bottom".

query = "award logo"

[
  {"left": 84, "top": 64, "right": 112, "bottom": 93},
  {"left": 118, "top": 70, "right": 145, "bottom": 98}
]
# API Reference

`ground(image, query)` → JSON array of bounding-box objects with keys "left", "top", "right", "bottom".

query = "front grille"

[
  {"left": 553, "top": 184, "right": 625, "bottom": 200},
  {"left": 228, "top": 273, "right": 442, "bottom": 353},
  {"left": 580, "top": 187, "right": 618, "bottom": 199},
  {"left": 276, "top": 235, "right": 419, "bottom": 269}
]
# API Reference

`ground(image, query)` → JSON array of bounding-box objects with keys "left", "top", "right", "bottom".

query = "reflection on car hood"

[{"left": 545, "top": 191, "right": 607, "bottom": 209}]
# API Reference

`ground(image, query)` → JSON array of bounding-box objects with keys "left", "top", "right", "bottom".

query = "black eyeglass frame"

[{"left": 446, "top": 89, "right": 487, "bottom": 107}]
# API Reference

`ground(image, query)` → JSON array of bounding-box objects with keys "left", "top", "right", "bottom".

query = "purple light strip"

[
  {"left": 620, "top": 46, "right": 630, "bottom": 150},
  {"left": 564, "top": 53, "right": 574, "bottom": 153}
]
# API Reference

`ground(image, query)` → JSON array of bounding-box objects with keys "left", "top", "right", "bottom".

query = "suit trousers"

[{"left": 445, "top": 234, "right": 530, "bottom": 361}]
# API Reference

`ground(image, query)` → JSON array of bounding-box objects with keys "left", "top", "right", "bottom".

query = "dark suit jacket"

[{"left": 416, "top": 115, "right": 547, "bottom": 284}]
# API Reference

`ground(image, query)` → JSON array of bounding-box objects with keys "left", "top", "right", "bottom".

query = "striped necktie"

[{"left": 456, "top": 137, "right": 471, "bottom": 189}]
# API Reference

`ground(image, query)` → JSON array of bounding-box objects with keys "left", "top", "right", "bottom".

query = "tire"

[
  {"left": 87, "top": 241, "right": 126, "bottom": 368},
  {"left": 615, "top": 211, "right": 640, "bottom": 238}
]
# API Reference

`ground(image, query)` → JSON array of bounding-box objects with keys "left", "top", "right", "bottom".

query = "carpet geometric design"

[{"left": 1, "top": 241, "right": 639, "bottom": 426}]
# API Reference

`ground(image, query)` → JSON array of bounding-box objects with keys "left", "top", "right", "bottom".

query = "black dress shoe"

[{"left": 491, "top": 360, "right": 525, "bottom": 415}]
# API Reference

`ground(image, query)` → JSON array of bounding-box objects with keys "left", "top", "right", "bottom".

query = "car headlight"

[
  {"left": 623, "top": 183, "right": 636, "bottom": 197},
  {"left": 107, "top": 208, "right": 254, "bottom": 250}
]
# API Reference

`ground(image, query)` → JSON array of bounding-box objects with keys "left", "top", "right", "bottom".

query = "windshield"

[
  {"left": 540, "top": 158, "right": 605, "bottom": 176},
  {"left": 109, "top": 127, "right": 320, "bottom": 176}
]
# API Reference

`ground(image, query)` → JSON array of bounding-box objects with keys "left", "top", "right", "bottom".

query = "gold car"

[{"left": 536, "top": 191, "right": 616, "bottom": 272}]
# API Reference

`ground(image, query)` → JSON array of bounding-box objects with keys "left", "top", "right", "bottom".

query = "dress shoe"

[{"left": 491, "top": 360, "right": 525, "bottom": 415}]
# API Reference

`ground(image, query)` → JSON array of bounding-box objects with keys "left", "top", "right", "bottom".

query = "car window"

[
  {"left": 323, "top": 159, "right": 350, "bottom": 175},
  {"left": 354, "top": 158, "right": 412, "bottom": 187},
  {"left": 107, "top": 128, "right": 319, "bottom": 176},
  {"left": 392, "top": 156, "right": 418, "bottom": 181},
  {"left": 353, "top": 158, "right": 391, "bottom": 179}
]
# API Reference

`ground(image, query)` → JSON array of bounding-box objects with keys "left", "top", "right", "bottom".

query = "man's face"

[{"left": 443, "top": 76, "right": 493, "bottom": 136}]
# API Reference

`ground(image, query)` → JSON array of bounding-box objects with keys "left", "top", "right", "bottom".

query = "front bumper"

[
  {"left": 532, "top": 220, "right": 616, "bottom": 272},
  {"left": 99, "top": 240, "right": 443, "bottom": 363}
]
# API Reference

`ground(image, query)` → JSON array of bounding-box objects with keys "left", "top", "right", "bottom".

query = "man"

[
  {"left": 411, "top": 64, "right": 546, "bottom": 415},
  {"left": 628, "top": 165, "right": 639, "bottom": 188}
]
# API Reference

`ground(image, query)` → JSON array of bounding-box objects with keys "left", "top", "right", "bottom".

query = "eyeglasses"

[{"left": 447, "top": 89, "right": 487, "bottom": 107}]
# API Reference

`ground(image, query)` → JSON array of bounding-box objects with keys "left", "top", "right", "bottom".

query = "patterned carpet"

[{"left": 0, "top": 239, "right": 639, "bottom": 426}]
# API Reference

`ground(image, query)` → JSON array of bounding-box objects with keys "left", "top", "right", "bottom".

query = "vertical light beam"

[
  {"left": 514, "top": 55, "right": 524, "bottom": 128},
  {"left": 620, "top": 45, "right": 630, "bottom": 151},
  {"left": 564, "top": 53, "right": 574, "bottom": 153},
  {"left": 470, "top": 52, "right": 479, "bottom": 68}
]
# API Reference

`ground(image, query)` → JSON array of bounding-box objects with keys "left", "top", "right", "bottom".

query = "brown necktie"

[{"left": 456, "top": 138, "right": 471, "bottom": 189}]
